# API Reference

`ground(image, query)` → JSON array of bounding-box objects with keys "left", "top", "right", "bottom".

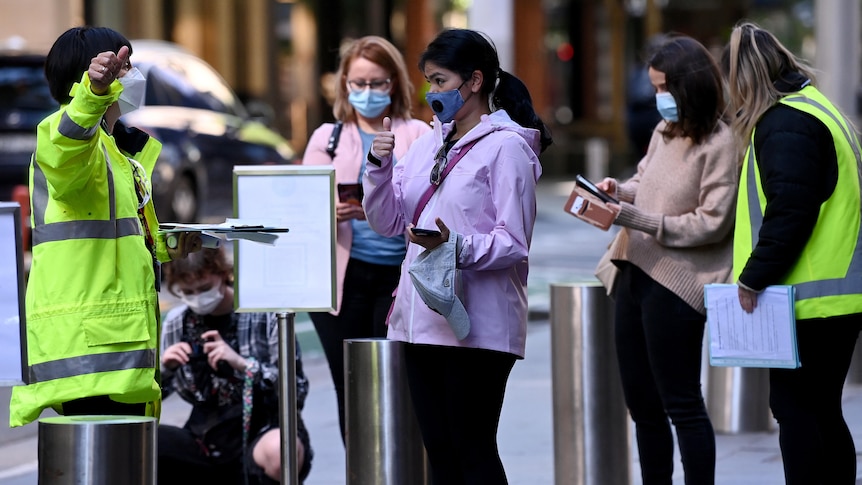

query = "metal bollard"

[
  {"left": 550, "top": 282, "right": 630, "bottom": 485},
  {"left": 705, "top": 367, "right": 772, "bottom": 433},
  {"left": 344, "top": 338, "right": 429, "bottom": 485},
  {"left": 38, "top": 415, "right": 156, "bottom": 485}
]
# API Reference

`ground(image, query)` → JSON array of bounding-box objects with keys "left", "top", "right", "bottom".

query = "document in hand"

[{"left": 704, "top": 284, "right": 800, "bottom": 369}]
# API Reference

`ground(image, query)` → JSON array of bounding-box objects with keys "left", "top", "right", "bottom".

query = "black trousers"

[
  {"left": 404, "top": 343, "right": 516, "bottom": 485},
  {"left": 613, "top": 263, "right": 715, "bottom": 485},
  {"left": 770, "top": 313, "right": 862, "bottom": 485},
  {"left": 309, "top": 257, "right": 400, "bottom": 441}
]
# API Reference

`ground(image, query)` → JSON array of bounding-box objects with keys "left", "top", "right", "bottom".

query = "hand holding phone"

[
  {"left": 411, "top": 227, "right": 442, "bottom": 237},
  {"left": 576, "top": 174, "right": 618, "bottom": 204}
]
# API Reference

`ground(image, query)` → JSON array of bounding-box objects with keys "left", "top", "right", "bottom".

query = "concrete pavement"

[{"left": 2, "top": 179, "right": 862, "bottom": 484}]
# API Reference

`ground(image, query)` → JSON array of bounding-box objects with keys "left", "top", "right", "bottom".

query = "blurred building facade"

[{"left": 1, "top": 0, "right": 858, "bottom": 177}]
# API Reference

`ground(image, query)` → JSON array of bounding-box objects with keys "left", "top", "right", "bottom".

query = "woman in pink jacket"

[
  {"left": 301, "top": 36, "right": 429, "bottom": 442},
  {"left": 364, "top": 29, "right": 551, "bottom": 483}
]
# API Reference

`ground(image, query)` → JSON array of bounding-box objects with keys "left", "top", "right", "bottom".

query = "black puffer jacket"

[{"left": 737, "top": 71, "right": 839, "bottom": 291}]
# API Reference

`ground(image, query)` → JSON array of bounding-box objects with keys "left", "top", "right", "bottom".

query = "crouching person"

[{"left": 158, "top": 247, "right": 313, "bottom": 484}]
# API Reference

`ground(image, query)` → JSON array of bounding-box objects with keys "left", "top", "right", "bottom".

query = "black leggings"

[
  {"left": 613, "top": 263, "right": 715, "bottom": 485},
  {"left": 769, "top": 313, "right": 862, "bottom": 485},
  {"left": 404, "top": 343, "right": 516, "bottom": 485},
  {"left": 309, "top": 257, "right": 400, "bottom": 441}
]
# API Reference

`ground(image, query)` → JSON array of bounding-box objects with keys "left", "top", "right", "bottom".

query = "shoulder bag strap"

[{"left": 325, "top": 121, "right": 344, "bottom": 160}]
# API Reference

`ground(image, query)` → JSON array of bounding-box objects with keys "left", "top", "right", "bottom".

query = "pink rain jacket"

[{"left": 363, "top": 110, "right": 542, "bottom": 358}]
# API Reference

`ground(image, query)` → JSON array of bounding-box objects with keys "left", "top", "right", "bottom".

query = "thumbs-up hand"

[
  {"left": 89, "top": 45, "right": 130, "bottom": 95},
  {"left": 371, "top": 116, "right": 395, "bottom": 160}
]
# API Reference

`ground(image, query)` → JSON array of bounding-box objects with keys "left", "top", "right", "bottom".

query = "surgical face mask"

[
  {"left": 425, "top": 81, "right": 467, "bottom": 123},
  {"left": 655, "top": 92, "right": 679, "bottom": 122},
  {"left": 118, "top": 67, "right": 147, "bottom": 116},
  {"left": 348, "top": 88, "right": 391, "bottom": 118},
  {"left": 180, "top": 284, "right": 223, "bottom": 315}
]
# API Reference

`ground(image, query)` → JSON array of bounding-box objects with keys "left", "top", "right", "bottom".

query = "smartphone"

[
  {"left": 411, "top": 227, "right": 442, "bottom": 237},
  {"left": 337, "top": 183, "right": 364, "bottom": 206},
  {"left": 575, "top": 174, "right": 618, "bottom": 204}
]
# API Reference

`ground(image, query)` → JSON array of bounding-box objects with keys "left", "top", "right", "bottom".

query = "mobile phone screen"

[
  {"left": 337, "top": 183, "right": 363, "bottom": 205},
  {"left": 576, "top": 174, "right": 618, "bottom": 204}
]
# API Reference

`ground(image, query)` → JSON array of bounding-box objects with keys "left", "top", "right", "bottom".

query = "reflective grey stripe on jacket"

[
  {"left": 28, "top": 349, "right": 156, "bottom": 384},
  {"left": 745, "top": 95, "right": 862, "bottom": 300},
  {"left": 31, "top": 148, "right": 141, "bottom": 247},
  {"left": 58, "top": 111, "right": 99, "bottom": 140}
]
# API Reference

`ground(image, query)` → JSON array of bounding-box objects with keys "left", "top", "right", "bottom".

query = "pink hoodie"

[{"left": 363, "top": 110, "right": 543, "bottom": 358}]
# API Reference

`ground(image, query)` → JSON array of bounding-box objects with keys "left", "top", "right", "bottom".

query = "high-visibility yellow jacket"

[
  {"left": 733, "top": 85, "right": 862, "bottom": 320},
  {"left": 10, "top": 72, "right": 170, "bottom": 427}
]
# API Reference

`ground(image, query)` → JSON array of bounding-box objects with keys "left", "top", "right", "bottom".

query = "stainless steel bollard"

[
  {"left": 706, "top": 366, "right": 772, "bottom": 433},
  {"left": 550, "top": 282, "right": 630, "bottom": 485},
  {"left": 38, "top": 415, "right": 156, "bottom": 485},
  {"left": 344, "top": 338, "right": 429, "bottom": 485}
]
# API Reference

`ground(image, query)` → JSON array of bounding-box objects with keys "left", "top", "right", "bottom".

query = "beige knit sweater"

[{"left": 608, "top": 120, "right": 739, "bottom": 314}]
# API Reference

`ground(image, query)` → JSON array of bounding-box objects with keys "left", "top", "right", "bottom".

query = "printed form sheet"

[{"left": 705, "top": 284, "right": 799, "bottom": 368}]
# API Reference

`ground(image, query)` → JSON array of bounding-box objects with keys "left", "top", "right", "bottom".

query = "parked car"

[
  {"left": 0, "top": 40, "right": 296, "bottom": 223},
  {"left": 0, "top": 52, "right": 54, "bottom": 203},
  {"left": 126, "top": 39, "right": 296, "bottom": 222}
]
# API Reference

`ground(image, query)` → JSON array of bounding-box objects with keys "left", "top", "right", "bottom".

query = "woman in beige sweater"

[{"left": 596, "top": 35, "right": 738, "bottom": 485}]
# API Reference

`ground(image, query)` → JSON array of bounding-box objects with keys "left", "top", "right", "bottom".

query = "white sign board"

[
  {"left": 0, "top": 203, "right": 26, "bottom": 385},
  {"left": 233, "top": 165, "right": 336, "bottom": 312}
]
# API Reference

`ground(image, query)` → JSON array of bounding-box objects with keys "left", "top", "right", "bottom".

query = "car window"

[
  {"left": 0, "top": 62, "right": 55, "bottom": 129},
  {"left": 141, "top": 56, "right": 247, "bottom": 118}
]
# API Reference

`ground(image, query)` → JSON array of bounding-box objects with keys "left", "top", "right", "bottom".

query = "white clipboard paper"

[
  {"left": 0, "top": 203, "right": 27, "bottom": 385},
  {"left": 705, "top": 283, "right": 800, "bottom": 369},
  {"left": 233, "top": 165, "right": 336, "bottom": 312}
]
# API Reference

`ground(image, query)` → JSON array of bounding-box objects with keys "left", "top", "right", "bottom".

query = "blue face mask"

[
  {"left": 348, "top": 89, "right": 392, "bottom": 118},
  {"left": 425, "top": 82, "right": 467, "bottom": 123},
  {"left": 655, "top": 92, "right": 679, "bottom": 122}
]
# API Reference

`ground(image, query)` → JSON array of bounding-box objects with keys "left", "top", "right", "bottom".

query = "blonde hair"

[
  {"left": 723, "top": 21, "right": 818, "bottom": 141},
  {"left": 332, "top": 36, "right": 414, "bottom": 123}
]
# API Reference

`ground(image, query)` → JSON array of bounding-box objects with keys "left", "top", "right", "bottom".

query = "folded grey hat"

[{"left": 408, "top": 233, "right": 471, "bottom": 340}]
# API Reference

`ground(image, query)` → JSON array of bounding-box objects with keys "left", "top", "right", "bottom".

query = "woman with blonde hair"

[
  {"left": 302, "top": 35, "right": 430, "bottom": 441},
  {"left": 723, "top": 21, "right": 862, "bottom": 484}
]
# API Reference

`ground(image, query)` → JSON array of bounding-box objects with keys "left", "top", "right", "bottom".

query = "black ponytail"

[{"left": 494, "top": 70, "right": 553, "bottom": 153}]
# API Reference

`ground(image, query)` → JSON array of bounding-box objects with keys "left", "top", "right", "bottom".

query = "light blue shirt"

[{"left": 351, "top": 128, "right": 406, "bottom": 266}]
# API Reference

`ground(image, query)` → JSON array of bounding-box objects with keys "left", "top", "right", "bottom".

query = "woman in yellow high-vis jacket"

[
  {"left": 723, "top": 22, "right": 862, "bottom": 484},
  {"left": 9, "top": 26, "right": 201, "bottom": 427}
]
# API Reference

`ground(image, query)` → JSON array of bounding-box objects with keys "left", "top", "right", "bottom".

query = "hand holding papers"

[
  {"left": 705, "top": 284, "right": 799, "bottom": 368},
  {"left": 161, "top": 218, "right": 289, "bottom": 246}
]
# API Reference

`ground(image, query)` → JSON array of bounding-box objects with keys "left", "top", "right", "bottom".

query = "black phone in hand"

[
  {"left": 411, "top": 227, "right": 442, "bottom": 237},
  {"left": 575, "top": 174, "right": 619, "bottom": 204}
]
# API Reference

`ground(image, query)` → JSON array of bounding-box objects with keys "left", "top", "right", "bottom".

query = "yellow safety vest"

[
  {"left": 733, "top": 85, "right": 862, "bottom": 319},
  {"left": 10, "top": 73, "right": 165, "bottom": 427}
]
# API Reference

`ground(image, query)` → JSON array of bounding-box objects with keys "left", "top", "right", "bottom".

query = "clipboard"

[{"left": 705, "top": 284, "right": 800, "bottom": 368}]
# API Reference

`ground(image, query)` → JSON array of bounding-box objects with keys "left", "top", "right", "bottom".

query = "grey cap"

[{"left": 408, "top": 233, "right": 471, "bottom": 340}]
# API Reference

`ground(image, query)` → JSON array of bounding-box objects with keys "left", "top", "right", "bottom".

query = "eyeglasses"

[
  {"left": 347, "top": 78, "right": 391, "bottom": 92},
  {"left": 430, "top": 144, "right": 448, "bottom": 186}
]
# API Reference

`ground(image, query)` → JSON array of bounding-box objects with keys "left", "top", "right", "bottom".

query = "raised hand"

[
  {"left": 89, "top": 45, "right": 130, "bottom": 95},
  {"left": 371, "top": 116, "right": 395, "bottom": 159}
]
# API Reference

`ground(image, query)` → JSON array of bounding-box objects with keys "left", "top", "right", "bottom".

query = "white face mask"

[
  {"left": 118, "top": 67, "right": 147, "bottom": 116},
  {"left": 180, "top": 285, "right": 223, "bottom": 315}
]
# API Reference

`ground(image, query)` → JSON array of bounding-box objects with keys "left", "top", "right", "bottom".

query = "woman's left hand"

[
  {"left": 408, "top": 217, "right": 450, "bottom": 250},
  {"left": 201, "top": 330, "right": 244, "bottom": 371}
]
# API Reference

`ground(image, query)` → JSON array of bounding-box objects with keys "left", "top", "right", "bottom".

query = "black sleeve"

[
  {"left": 738, "top": 105, "right": 838, "bottom": 290},
  {"left": 112, "top": 119, "right": 151, "bottom": 155}
]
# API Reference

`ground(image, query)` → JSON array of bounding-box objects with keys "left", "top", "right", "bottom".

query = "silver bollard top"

[{"left": 39, "top": 415, "right": 157, "bottom": 425}]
